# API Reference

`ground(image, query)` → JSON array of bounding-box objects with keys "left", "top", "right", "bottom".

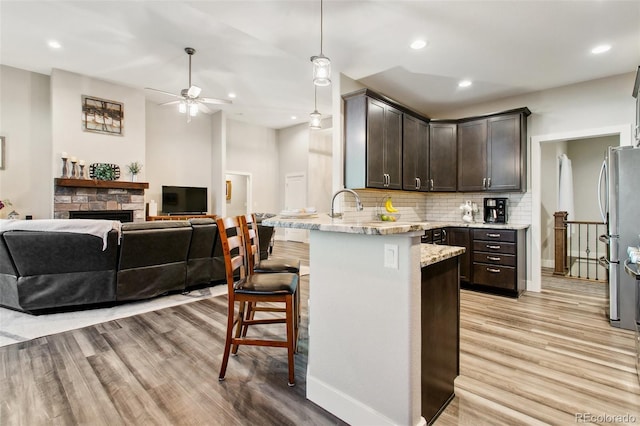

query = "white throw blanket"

[{"left": 0, "top": 219, "right": 121, "bottom": 250}]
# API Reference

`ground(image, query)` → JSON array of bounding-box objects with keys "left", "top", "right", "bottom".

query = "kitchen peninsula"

[{"left": 263, "top": 215, "right": 464, "bottom": 426}]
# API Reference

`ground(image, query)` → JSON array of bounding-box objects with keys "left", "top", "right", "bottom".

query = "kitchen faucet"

[{"left": 329, "top": 188, "right": 364, "bottom": 218}]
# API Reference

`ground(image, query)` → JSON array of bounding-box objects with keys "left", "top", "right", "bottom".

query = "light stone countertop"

[
  {"left": 420, "top": 244, "right": 465, "bottom": 268},
  {"left": 262, "top": 214, "right": 529, "bottom": 235}
]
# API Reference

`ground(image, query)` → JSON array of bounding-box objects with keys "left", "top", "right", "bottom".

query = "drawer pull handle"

[
  {"left": 487, "top": 267, "right": 501, "bottom": 273},
  {"left": 487, "top": 256, "right": 501, "bottom": 261},
  {"left": 487, "top": 245, "right": 501, "bottom": 250},
  {"left": 487, "top": 233, "right": 501, "bottom": 238}
]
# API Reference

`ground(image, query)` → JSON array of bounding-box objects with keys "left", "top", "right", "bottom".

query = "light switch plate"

[{"left": 384, "top": 244, "right": 399, "bottom": 269}]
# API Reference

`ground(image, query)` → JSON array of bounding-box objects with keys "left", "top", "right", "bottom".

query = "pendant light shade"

[
  {"left": 310, "top": 86, "right": 322, "bottom": 129},
  {"left": 309, "top": 110, "right": 322, "bottom": 129},
  {"left": 178, "top": 101, "right": 187, "bottom": 114},
  {"left": 311, "top": 0, "right": 331, "bottom": 87},
  {"left": 311, "top": 54, "right": 331, "bottom": 87}
]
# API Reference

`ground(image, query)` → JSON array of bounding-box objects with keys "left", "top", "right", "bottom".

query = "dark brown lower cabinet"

[
  {"left": 445, "top": 227, "right": 471, "bottom": 282},
  {"left": 421, "top": 256, "right": 460, "bottom": 425},
  {"left": 468, "top": 228, "right": 525, "bottom": 297}
]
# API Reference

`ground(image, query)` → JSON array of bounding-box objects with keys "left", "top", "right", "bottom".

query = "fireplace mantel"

[{"left": 54, "top": 178, "right": 149, "bottom": 190}]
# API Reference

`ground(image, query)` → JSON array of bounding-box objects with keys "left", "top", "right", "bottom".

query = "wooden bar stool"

[
  {"left": 216, "top": 216, "right": 299, "bottom": 386},
  {"left": 239, "top": 214, "right": 301, "bottom": 347}
]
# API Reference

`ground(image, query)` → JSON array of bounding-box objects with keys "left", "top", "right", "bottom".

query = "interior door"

[{"left": 284, "top": 173, "right": 308, "bottom": 243}]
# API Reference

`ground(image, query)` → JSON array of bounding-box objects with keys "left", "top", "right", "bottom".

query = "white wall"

[
  {"left": 277, "top": 122, "right": 310, "bottom": 212},
  {"left": 0, "top": 65, "right": 51, "bottom": 220},
  {"left": 308, "top": 126, "right": 333, "bottom": 213},
  {"left": 540, "top": 141, "right": 567, "bottom": 267},
  {"left": 50, "top": 69, "right": 146, "bottom": 185},
  {"left": 145, "top": 100, "right": 213, "bottom": 213},
  {"left": 226, "top": 119, "right": 279, "bottom": 214}
]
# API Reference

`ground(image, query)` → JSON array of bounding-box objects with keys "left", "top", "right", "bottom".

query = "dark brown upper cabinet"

[
  {"left": 402, "top": 114, "right": 430, "bottom": 191},
  {"left": 429, "top": 122, "right": 458, "bottom": 191},
  {"left": 344, "top": 89, "right": 428, "bottom": 190},
  {"left": 457, "top": 109, "right": 530, "bottom": 192}
]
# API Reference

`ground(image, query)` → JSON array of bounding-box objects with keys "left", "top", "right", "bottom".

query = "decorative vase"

[{"left": 131, "top": 173, "right": 138, "bottom": 182}]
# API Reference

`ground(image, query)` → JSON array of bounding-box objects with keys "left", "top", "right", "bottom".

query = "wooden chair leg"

[
  {"left": 286, "top": 294, "right": 296, "bottom": 387},
  {"left": 218, "top": 299, "right": 236, "bottom": 381},
  {"left": 232, "top": 301, "right": 246, "bottom": 355},
  {"left": 241, "top": 302, "right": 254, "bottom": 337}
]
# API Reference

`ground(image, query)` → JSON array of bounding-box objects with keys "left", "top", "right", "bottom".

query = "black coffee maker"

[{"left": 484, "top": 198, "right": 508, "bottom": 224}]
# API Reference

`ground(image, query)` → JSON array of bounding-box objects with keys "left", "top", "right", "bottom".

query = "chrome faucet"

[{"left": 329, "top": 188, "right": 364, "bottom": 219}]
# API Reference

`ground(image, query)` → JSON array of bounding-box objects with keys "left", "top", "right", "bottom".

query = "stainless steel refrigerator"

[{"left": 598, "top": 145, "right": 640, "bottom": 330}]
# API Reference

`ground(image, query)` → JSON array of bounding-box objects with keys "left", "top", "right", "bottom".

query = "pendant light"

[
  {"left": 309, "top": 86, "right": 322, "bottom": 129},
  {"left": 311, "top": 0, "right": 331, "bottom": 86}
]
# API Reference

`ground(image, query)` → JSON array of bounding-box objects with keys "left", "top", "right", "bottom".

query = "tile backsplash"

[{"left": 339, "top": 189, "right": 532, "bottom": 225}]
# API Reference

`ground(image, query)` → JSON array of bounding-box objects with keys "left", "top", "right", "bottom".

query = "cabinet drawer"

[
  {"left": 473, "top": 264, "right": 516, "bottom": 289},
  {"left": 473, "top": 240, "right": 516, "bottom": 255},
  {"left": 473, "top": 252, "right": 516, "bottom": 267},
  {"left": 472, "top": 229, "right": 516, "bottom": 243}
]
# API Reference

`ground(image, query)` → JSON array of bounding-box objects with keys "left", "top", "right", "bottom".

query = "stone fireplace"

[{"left": 54, "top": 178, "right": 149, "bottom": 222}]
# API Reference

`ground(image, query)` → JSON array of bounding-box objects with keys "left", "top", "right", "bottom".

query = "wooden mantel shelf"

[{"left": 54, "top": 178, "right": 149, "bottom": 190}]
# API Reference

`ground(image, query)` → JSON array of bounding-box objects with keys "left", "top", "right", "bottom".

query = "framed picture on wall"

[
  {"left": 81, "top": 95, "right": 124, "bottom": 136},
  {"left": 0, "top": 136, "right": 5, "bottom": 169}
]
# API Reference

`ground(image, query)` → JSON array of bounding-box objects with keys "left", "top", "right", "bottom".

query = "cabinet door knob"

[
  {"left": 487, "top": 233, "right": 501, "bottom": 238},
  {"left": 487, "top": 177, "right": 491, "bottom": 188},
  {"left": 487, "top": 256, "right": 501, "bottom": 261},
  {"left": 482, "top": 178, "right": 487, "bottom": 189},
  {"left": 416, "top": 177, "right": 420, "bottom": 190},
  {"left": 487, "top": 245, "right": 501, "bottom": 250},
  {"left": 487, "top": 267, "right": 501, "bottom": 273},
  {"left": 430, "top": 179, "right": 434, "bottom": 190}
]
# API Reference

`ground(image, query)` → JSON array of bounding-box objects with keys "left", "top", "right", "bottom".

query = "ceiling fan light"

[
  {"left": 189, "top": 103, "right": 199, "bottom": 116},
  {"left": 187, "top": 85, "right": 202, "bottom": 98},
  {"left": 178, "top": 102, "right": 187, "bottom": 114},
  {"left": 311, "top": 54, "right": 331, "bottom": 86},
  {"left": 309, "top": 110, "right": 322, "bottom": 129}
]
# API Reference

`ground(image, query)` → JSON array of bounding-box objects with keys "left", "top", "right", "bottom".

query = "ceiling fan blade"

[
  {"left": 197, "top": 103, "right": 212, "bottom": 114},
  {"left": 187, "top": 85, "right": 202, "bottom": 98},
  {"left": 200, "top": 97, "right": 232, "bottom": 105},
  {"left": 158, "top": 100, "right": 181, "bottom": 106},
  {"left": 144, "top": 87, "right": 182, "bottom": 98}
]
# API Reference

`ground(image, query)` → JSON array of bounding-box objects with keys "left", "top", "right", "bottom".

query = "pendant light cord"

[{"left": 320, "top": 0, "right": 324, "bottom": 55}]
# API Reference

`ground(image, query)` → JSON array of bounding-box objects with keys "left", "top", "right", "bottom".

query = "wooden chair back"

[
  {"left": 239, "top": 214, "right": 261, "bottom": 274},
  {"left": 216, "top": 216, "right": 246, "bottom": 291}
]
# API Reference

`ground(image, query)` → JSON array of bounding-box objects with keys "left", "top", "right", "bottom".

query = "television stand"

[{"left": 146, "top": 214, "right": 217, "bottom": 221}]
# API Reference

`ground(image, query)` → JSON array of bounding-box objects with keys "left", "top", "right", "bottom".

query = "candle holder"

[
  {"left": 79, "top": 164, "right": 86, "bottom": 179},
  {"left": 70, "top": 160, "right": 78, "bottom": 179},
  {"left": 61, "top": 158, "right": 68, "bottom": 178}
]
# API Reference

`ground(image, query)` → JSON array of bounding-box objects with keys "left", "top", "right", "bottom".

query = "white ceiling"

[{"left": 1, "top": 1, "right": 639, "bottom": 129}]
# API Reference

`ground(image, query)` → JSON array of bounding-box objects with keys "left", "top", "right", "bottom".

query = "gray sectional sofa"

[{"left": 0, "top": 218, "right": 235, "bottom": 313}]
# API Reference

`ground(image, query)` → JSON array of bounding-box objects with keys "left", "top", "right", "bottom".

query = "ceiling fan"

[{"left": 145, "top": 47, "right": 231, "bottom": 122}]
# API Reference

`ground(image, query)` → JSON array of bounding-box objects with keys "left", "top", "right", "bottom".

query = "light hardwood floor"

[{"left": 1, "top": 242, "right": 638, "bottom": 425}]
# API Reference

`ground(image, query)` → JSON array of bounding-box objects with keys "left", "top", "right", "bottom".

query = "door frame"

[
  {"left": 530, "top": 124, "right": 631, "bottom": 292},
  {"left": 224, "top": 170, "right": 252, "bottom": 217}
]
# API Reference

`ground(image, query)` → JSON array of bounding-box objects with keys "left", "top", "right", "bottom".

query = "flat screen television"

[{"left": 162, "top": 185, "right": 208, "bottom": 215}]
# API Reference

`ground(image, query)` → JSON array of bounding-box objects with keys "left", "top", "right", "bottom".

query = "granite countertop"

[
  {"left": 262, "top": 214, "right": 429, "bottom": 235},
  {"left": 262, "top": 214, "right": 529, "bottom": 235},
  {"left": 421, "top": 244, "right": 465, "bottom": 267}
]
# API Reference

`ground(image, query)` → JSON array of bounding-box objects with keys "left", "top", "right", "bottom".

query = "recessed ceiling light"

[
  {"left": 291, "top": 116, "right": 297, "bottom": 120},
  {"left": 410, "top": 39, "right": 427, "bottom": 50},
  {"left": 591, "top": 44, "right": 611, "bottom": 54},
  {"left": 48, "top": 40, "right": 62, "bottom": 49},
  {"left": 458, "top": 80, "right": 472, "bottom": 88},
  {"left": 228, "top": 92, "right": 236, "bottom": 98}
]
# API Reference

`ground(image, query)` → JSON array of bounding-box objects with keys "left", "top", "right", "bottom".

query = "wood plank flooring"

[{"left": 1, "top": 242, "right": 639, "bottom": 425}]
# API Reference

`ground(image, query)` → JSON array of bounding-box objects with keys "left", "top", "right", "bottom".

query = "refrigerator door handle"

[{"left": 597, "top": 159, "right": 608, "bottom": 223}]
